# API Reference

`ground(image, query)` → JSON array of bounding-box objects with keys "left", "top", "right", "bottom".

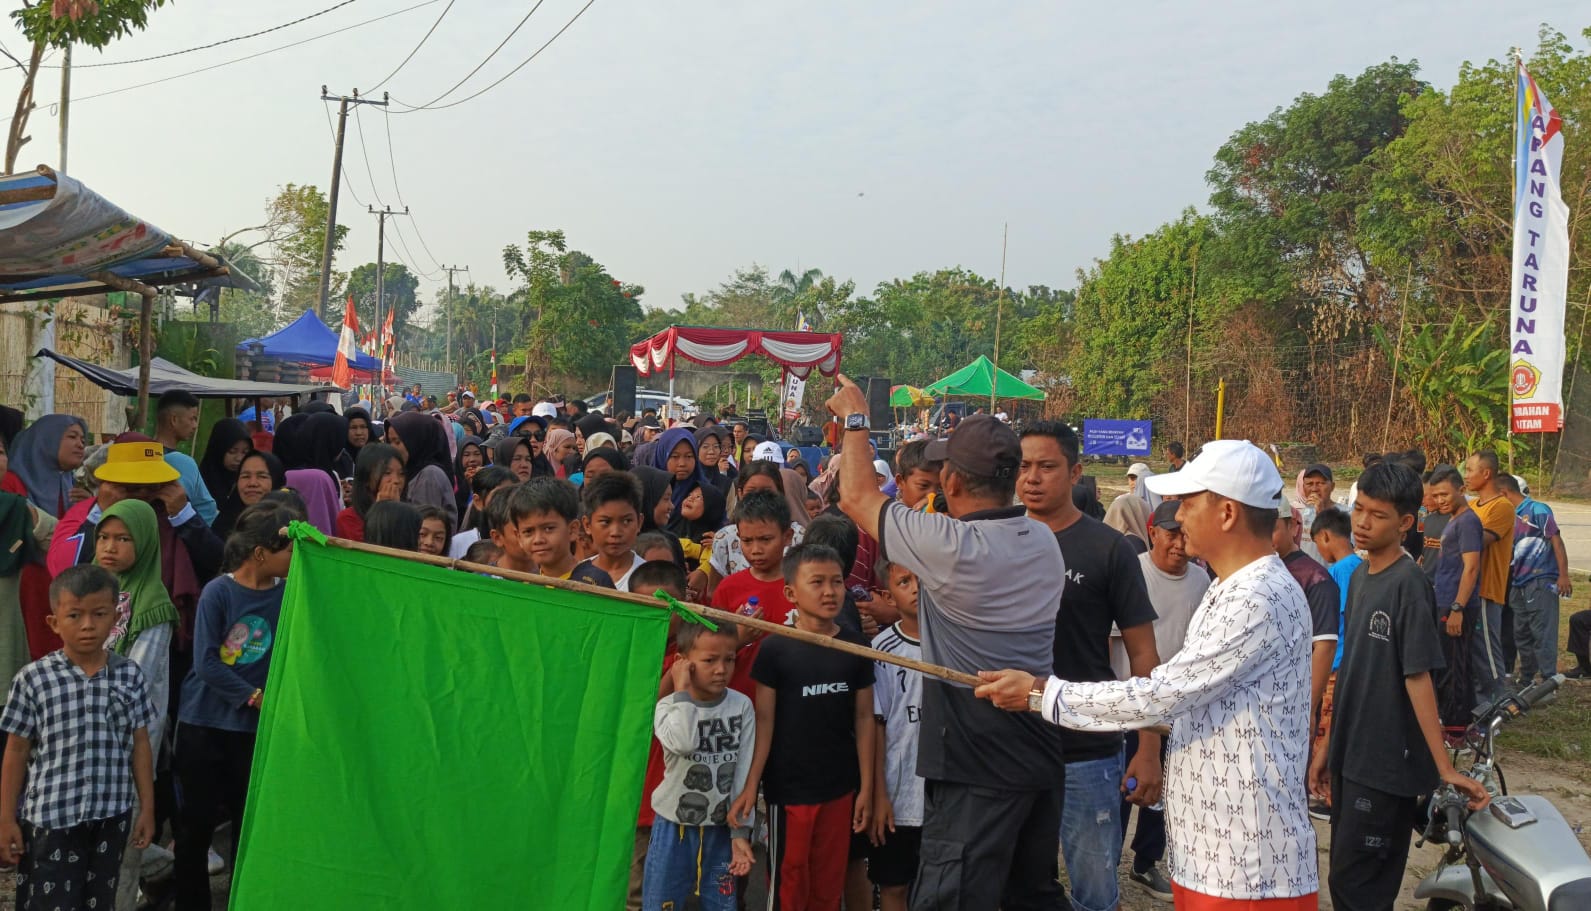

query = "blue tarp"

[
  {"left": 239, "top": 310, "right": 380, "bottom": 370},
  {"left": 1083, "top": 419, "right": 1153, "bottom": 457}
]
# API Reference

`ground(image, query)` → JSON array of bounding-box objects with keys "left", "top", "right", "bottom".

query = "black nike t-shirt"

[
  {"left": 751, "top": 627, "right": 874, "bottom": 805},
  {"left": 1049, "top": 515, "right": 1158, "bottom": 761}
]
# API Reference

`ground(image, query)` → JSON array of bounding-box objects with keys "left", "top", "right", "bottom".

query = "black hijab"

[
  {"left": 666, "top": 477, "right": 726, "bottom": 542},
  {"left": 345, "top": 406, "right": 375, "bottom": 460},
  {"left": 632, "top": 466, "right": 674, "bottom": 533},
  {"left": 272, "top": 413, "right": 311, "bottom": 471},
  {"left": 214, "top": 450, "right": 286, "bottom": 539},
  {"left": 389, "top": 412, "right": 456, "bottom": 485},
  {"left": 582, "top": 447, "right": 629, "bottom": 475},
  {"left": 302, "top": 412, "right": 350, "bottom": 483},
  {"left": 454, "top": 436, "right": 486, "bottom": 515},
  {"left": 197, "top": 417, "right": 252, "bottom": 506}
]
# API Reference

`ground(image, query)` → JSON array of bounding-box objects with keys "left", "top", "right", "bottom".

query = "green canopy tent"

[{"left": 923, "top": 355, "right": 1045, "bottom": 400}]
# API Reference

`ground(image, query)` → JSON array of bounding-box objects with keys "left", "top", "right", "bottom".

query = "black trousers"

[
  {"left": 1118, "top": 731, "right": 1166, "bottom": 872},
  {"left": 911, "top": 778, "right": 1068, "bottom": 911},
  {"left": 1569, "top": 609, "right": 1591, "bottom": 659},
  {"left": 174, "top": 723, "right": 256, "bottom": 911},
  {"left": 1327, "top": 774, "right": 1419, "bottom": 911},
  {"left": 15, "top": 810, "right": 131, "bottom": 911}
]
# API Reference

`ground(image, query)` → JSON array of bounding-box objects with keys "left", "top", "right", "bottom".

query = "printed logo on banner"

[
  {"left": 1082, "top": 419, "right": 1154, "bottom": 457},
  {"left": 1511, "top": 361, "right": 1540, "bottom": 399}
]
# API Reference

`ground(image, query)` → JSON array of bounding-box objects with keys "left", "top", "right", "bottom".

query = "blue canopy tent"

[
  {"left": 0, "top": 165, "right": 264, "bottom": 424},
  {"left": 239, "top": 309, "right": 380, "bottom": 370}
]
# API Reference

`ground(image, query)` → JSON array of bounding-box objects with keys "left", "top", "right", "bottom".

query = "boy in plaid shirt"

[{"left": 1, "top": 565, "right": 156, "bottom": 910}]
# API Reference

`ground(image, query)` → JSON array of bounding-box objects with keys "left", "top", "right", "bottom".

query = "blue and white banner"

[
  {"left": 1510, "top": 60, "right": 1569, "bottom": 433},
  {"left": 1083, "top": 419, "right": 1152, "bottom": 456}
]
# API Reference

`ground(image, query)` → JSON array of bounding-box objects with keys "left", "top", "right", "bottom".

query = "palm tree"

[{"left": 775, "top": 267, "right": 823, "bottom": 327}]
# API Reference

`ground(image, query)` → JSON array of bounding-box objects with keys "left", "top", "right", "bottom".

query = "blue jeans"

[
  {"left": 1473, "top": 599, "right": 1507, "bottom": 710},
  {"left": 641, "top": 820, "right": 737, "bottom": 911},
  {"left": 1061, "top": 749, "right": 1125, "bottom": 911},
  {"left": 1511, "top": 577, "right": 1560, "bottom": 683}
]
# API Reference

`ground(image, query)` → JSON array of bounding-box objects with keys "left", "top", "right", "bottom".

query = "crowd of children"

[{"left": 0, "top": 386, "right": 1580, "bottom": 911}]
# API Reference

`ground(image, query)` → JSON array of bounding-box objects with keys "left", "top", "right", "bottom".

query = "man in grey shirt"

[{"left": 828, "top": 378, "right": 1067, "bottom": 910}]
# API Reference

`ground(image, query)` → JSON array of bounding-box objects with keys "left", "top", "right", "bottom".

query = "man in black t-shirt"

[
  {"left": 1308, "top": 462, "right": 1489, "bottom": 911},
  {"left": 1274, "top": 505, "right": 1341, "bottom": 724},
  {"left": 1020, "top": 421, "right": 1162, "bottom": 911}
]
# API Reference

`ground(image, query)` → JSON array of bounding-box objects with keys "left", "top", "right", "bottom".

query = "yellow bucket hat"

[{"left": 94, "top": 442, "right": 180, "bottom": 485}]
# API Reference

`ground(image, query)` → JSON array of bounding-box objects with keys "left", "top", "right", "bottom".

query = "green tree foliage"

[
  {"left": 335, "top": 262, "right": 420, "bottom": 337},
  {"left": 266, "top": 184, "right": 347, "bottom": 316},
  {"left": 210, "top": 241, "right": 277, "bottom": 341},
  {"left": 502, "top": 230, "right": 643, "bottom": 392}
]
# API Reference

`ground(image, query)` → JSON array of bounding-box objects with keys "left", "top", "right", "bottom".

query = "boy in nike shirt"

[{"left": 730, "top": 544, "right": 874, "bottom": 911}]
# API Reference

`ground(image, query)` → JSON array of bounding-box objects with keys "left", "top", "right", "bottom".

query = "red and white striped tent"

[{"left": 629, "top": 325, "right": 843, "bottom": 416}]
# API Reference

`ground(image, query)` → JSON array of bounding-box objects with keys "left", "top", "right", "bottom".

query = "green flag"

[{"left": 230, "top": 536, "right": 669, "bottom": 909}]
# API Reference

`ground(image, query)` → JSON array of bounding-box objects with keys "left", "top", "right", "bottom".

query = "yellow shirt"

[{"left": 1473, "top": 494, "right": 1515, "bottom": 604}]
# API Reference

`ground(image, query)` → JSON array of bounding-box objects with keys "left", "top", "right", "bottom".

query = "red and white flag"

[{"left": 332, "top": 296, "right": 360, "bottom": 388}]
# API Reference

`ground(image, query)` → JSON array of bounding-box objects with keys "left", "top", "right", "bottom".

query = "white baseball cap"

[
  {"left": 1144, "top": 439, "right": 1285, "bottom": 509},
  {"left": 752, "top": 441, "right": 784, "bottom": 462},
  {"left": 532, "top": 402, "right": 559, "bottom": 419},
  {"left": 872, "top": 458, "right": 892, "bottom": 478}
]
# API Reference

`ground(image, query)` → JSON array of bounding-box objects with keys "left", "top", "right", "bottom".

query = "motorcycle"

[{"left": 1415, "top": 674, "right": 1591, "bottom": 910}]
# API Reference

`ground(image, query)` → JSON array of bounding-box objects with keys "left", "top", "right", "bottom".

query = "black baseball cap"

[
  {"left": 1149, "top": 500, "right": 1182, "bottom": 531},
  {"left": 1303, "top": 463, "right": 1333, "bottom": 482},
  {"left": 924, "top": 415, "right": 1020, "bottom": 480}
]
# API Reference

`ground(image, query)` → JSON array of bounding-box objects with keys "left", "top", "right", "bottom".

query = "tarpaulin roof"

[
  {"left": 239, "top": 310, "right": 380, "bottom": 370},
  {"left": 924, "top": 355, "right": 1046, "bottom": 400},
  {"left": 630, "top": 325, "right": 843, "bottom": 379},
  {"left": 37, "top": 348, "right": 341, "bottom": 398},
  {"left": 0, "top": 166, "right": 261, "bottom": 303}
]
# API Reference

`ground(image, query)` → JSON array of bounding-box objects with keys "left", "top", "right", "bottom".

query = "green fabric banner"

[{"left": 230, "top": 538, "right": 669, "bottom": 909}]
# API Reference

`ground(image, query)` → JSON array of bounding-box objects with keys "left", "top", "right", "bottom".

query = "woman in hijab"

[
  {"left": 0, "top": 487, "right": 55, "bottom": 707},
  {"left": 649, "top": 427, "right": 708, "bottom": 516},
  {"left": 460, "top": 408, "right": 488, "bottom": 440},
  {"left": 632, "top": 466, "right": 676, "bottom": 534},
  {"left": 575, "top": 412, "right": 613, "bottom": 451},
  {"left": 271, "top": 412, "right": 311, "bottom": 472},
  {"left": 543, "top": 428, "right": 579, "bottom": 479},
  {"left": 1104, "top": 493, "right": 1152, "bottom": 554},
  {"left": 387, "top": 411, "right": 458, "bottom": 527},
  {"left": 197, "top": 418, "right": 252, "bottom": 509},
  {"left": 582, "top": 447, "right": 628, "bottom": 480},
  {"left": 302, "top": 411, "right": 351, "bottom": 483},
  {"left": 284, "top": 468, "right": 341, "bottom": 537},
  {"left": 495, "top": 436, "right": 534, "bottom": 483},
  {"left": 215, "top": 450, "right": 285, "bottom": 539},
  {"left": 695, "top": 426, "right": 735, "bottom": 497},
  {"left": 666, "top": 479, "right": 726, "bottom": 546},
  {"left": 1127, "top": 462, "right": 1163, "bottom": 510},
  {"left": 454, "top": 436, "right": 487, "bottom": 517},
  {"left": 345, "top": 406, "right": 377, "bottom": 463},
  {"left": 9, "top": 413, "right": 89, "bottom": 517}
]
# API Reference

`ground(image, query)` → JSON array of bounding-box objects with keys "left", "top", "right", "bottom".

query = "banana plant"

[{"left": 1375, "top": 315, "right": 1510, "bottom": 461}]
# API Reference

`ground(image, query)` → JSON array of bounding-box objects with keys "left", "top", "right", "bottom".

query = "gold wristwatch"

[{"left": 1027, "top": 685, "right": 1046, "bottom": 713}]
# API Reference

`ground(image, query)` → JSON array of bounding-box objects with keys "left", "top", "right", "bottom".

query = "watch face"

[{"left": 846, "top": 414, "right": 867, "bottom": 430}]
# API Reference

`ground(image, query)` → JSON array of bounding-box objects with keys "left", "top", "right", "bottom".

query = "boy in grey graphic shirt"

[{"left": 643, "top": 623, "right": 756, "bottom": 909}]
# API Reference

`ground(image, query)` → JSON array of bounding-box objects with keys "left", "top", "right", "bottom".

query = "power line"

[
  {"left": 391, "top": 0, "right": 545, "bottom": 110},
  {"left": 366, "top": 0, "right": 455, "bottom": 91},
  {"left": 37, "top": 0, "right": 362, "bottom": 69},
  {"left": 380, "top": 107, "right": 407, "bottom": 207},
  {"left": 352, "top": 105, "right": 389, "bottom": 207},
  {"left": 322, "top": 100, "right": 368, "bottom": 207},
  {"left": 0, "top": 0, "right": 442, "bottom": 124},
  {"left": 390, "top": 0, "right": 597, "bottom": 114}
]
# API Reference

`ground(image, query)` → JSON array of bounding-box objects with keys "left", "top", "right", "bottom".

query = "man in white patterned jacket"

[{"left": 975, "top": 439, "right": 1318, "bottom": 910}]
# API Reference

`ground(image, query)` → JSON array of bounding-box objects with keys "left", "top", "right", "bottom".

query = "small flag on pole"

[
  {"left": 490, "top": 349, "right": 499, "bottom": 397},
  {"left": 332, "top": 296, "right": 359, "bottom": 388}
]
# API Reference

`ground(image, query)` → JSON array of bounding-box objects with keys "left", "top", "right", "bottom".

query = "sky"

[{"left": 1, "top": 1, "right": 1585, "bottom": 320}]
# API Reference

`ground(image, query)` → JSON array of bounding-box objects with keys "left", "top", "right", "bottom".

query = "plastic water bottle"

[
  {"left": 1125, "top": 777, "right": 1164, "bottom": 812},
  {"left": 742, "top": 596, "right": 759, "bottom": 617}
]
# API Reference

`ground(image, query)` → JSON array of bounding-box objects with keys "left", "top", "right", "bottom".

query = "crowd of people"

[{"left": 0, "top": 376, "right": 1577, "bottom": 911}]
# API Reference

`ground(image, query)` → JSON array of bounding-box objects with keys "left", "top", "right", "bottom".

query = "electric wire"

[
  {"left": 389, "top": 0, "right": 543, "bottom": 110},
  {"left": 37, "top": 0, "right": 362, "bottom": 68},
  {"left": 389, "top": 0, "right": 596, "bottom": 114},
  {"left": 365, "top": 0, "right": 455, "bottom": 91},
  {"left": 352, "top": 105, "right": 389, "bottom": 207},
  {"left": 377, "top": 107, "right": 446, "bottom": 272},
  {"left": 0, "top": 0, "right": 442, "bottom": 124}
]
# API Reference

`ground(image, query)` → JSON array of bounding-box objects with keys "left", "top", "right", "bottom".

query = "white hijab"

[{"left": 1127, "top": 462, "right": 1162, "bottom": 510}]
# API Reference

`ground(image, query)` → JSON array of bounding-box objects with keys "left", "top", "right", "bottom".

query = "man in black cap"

[
  {"left": 827, "top": 376, "right": 1068, "bottom": 910},
  {"left": 1299, "top": 462, "right": 1336, "bottom": 564}
]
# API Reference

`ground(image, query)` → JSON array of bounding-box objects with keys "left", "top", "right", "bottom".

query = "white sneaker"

[
  {"left": 141, "top": 843, "right": 175, "bottom": 882},
  {"left": 207, "top": 848, "right": 225, "bottom": 875}
]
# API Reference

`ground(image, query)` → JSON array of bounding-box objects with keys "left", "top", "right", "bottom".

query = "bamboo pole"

[{"left": 317, "top": 533, "right": 987, "bottom": 688}]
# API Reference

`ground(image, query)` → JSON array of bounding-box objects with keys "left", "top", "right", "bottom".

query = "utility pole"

[
  {"left": 441, "top": 265, "right": 467, "bottom": 374},
  {"left": 370, "top": 205, "right": 406, "bottom": 390},
  {"left": 991, "top": 222, "right": 1008, "bottom": 411},
  {"left": 317, "top": 87, "right": 387, "bottom": 320},
  {"left": 58, "top": 44, "right": 70, "bottom": 172}
]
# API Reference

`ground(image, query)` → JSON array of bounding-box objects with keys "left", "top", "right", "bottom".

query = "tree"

[
  {"left": 261, "top": 184, "right": 346, "bottom": 316},
  {"left": 210, "top": 240, "right": 277, "bottom": 339},
  {"left": 335, "top": 262, "right": 420, "bottom": 338},
  {"left": 502, "top": 230, "right": 644, "bottom": 392},
  {"left": 7, "top": 0, "right": 169, "bottom": 171}
]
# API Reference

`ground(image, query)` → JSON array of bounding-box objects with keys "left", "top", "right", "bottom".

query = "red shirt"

[
  {"left": 334, "top": 507, "right": 365, "bottom": 542},
  {"left": 711, "top": 570, "right": 794, "bottom": 698}
]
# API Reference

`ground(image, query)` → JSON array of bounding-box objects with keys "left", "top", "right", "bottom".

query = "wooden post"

[{"left": 131, "top": 290, "right": 155, "bottom": 429}]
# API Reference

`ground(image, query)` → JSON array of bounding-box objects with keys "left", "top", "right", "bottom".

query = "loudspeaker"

[
  {"left": 611, "top": 365, "right": 637, "bottom": 418},
  {"left": 864, "top": 376, "right": 893, "bottom": 430},
  {"left": 792, "top": 425, "right": 824, "bottom": 446}
]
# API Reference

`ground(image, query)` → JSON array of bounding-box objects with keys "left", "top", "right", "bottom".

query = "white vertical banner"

[
  {"left": 1509, "top": 60, "right": 1570, "bottom": 433},
  {"left": 781, "top": 371, "right": 806, "bottom": 421}
]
